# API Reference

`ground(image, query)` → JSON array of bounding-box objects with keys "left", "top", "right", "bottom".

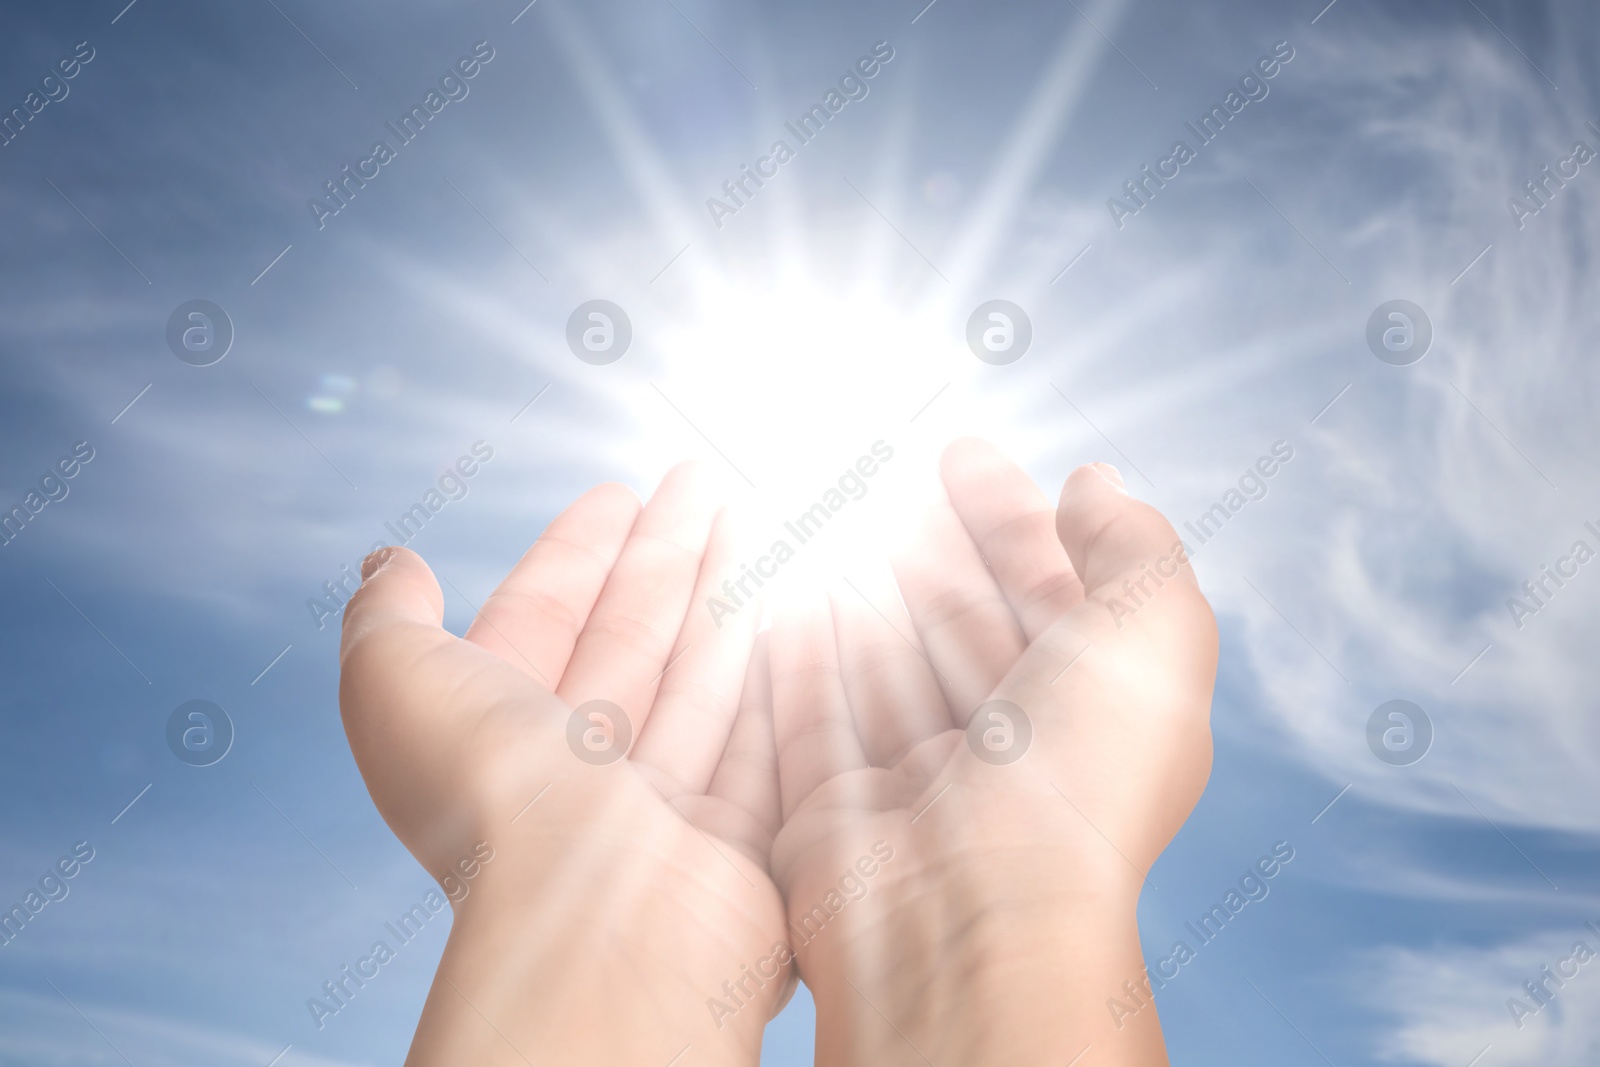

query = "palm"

[
  {"left": 340, "top": 465, "right": 793, "bottom": 1064},
  {"left": 766, "top": 440, "right": 1217, "bottom": 1065}
]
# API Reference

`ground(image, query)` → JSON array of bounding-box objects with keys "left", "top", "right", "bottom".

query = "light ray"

[
  {"left": 941, "top": 0, "right": 1126, "bottom": 296},
  {"left": 544, "top": 2, "right": 702, "bottom": 249}
]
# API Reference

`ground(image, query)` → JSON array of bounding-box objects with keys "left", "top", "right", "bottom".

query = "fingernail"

[
  {"left": 361, "top": 547, "right": 396, "bottom": 580},
  {"left": 1093, "top": 462, "right": 1126, "bottom": 490}
]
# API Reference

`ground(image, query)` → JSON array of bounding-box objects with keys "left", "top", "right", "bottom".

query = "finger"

[
  {"left": 340, "top": 546, "right": 447, "bottom": 675},
  {"left": 890, "top": 495, "right": 1026, "bottom": 724},
  {"left": 464, "top": 482, "right": 641, "bottom": 686},
  {"left": 707, "top": 634, "right": 782, "bottom": 839},
  {"left": 630, "top": 508, "right": 763, "bottom": 795},
  {"left": 770, "top": 588, "right": 868, "bottom": 819},
  {"left": 1032, "top": 462, "right": 1216, "bottom": 692},
  {"left": 1056, "top": 463, "right": 1201, "bottom": 606},
  {"left": 340, "top": 547, "right": 541, "bottom": 842},
  {"left": 941, "top": 437, "right": 1084, "bottom": 639},
  {"left": 995, "top": 466, "right": 1215, "bottom": 862},
  {"left": 556, "top": 462, "right": 722, "bottom": 731},
  {"left": 828, "top": 569, "right": 951, "bottom": 767}
]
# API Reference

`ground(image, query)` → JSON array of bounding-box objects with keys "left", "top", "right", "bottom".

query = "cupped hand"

[
  {"left": 339, "top": 464, "right": 794, "bottom": 1067},
  {"left": 766, "top": 439, "right": 1218, "bottom": 1066}
]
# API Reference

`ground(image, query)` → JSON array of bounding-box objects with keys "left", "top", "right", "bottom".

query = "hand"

[
  {"left": 339, "top": 465, "right": 794, "bottom": 1066},
  {"left": 767, "top": 439, "right": 1217, "bottom": 1066}
]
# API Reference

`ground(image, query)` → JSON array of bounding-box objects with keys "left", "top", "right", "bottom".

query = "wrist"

[
  {"left": 403, "top": 836, "right": 783, "bottom": 1067},
  {"left": 805, "top": 868, "right": 1162, "bottom": 1067},
  {"left": 405, "top": 897, "right": 768, "bottom": 1067}
]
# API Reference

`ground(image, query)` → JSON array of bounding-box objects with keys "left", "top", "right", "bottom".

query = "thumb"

[
  {"left": 338, "top": 547, "right": 494, "bottom": 857},
  {"left": 1044, "top": 462, "right": 1216, "bottom": 692},
  {"left": 340, "top": 545, "right": 445, "bottom": 664},
  {"left": 339, "top": 545, "right": 459, "bottom": 764},
  {"left": 1056, "top": 464, "right": 1198, "bottom": 603}
]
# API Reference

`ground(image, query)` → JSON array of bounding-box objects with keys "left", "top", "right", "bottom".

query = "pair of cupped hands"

[{"left": 338, "top": 438, "right": 1218, "bottom": 1067}]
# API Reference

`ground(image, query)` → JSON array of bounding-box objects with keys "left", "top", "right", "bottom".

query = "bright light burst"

[
  {"left": 492, "top": 0, "right": 1133, "bottom": 614},
  {"left": 642, "top": 270, "right": 965, "bottom": 605}
]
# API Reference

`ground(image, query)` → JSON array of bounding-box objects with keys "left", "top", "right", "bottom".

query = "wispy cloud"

[
  {"left": 1355, "top": 930, "right": 1600, "bottom": 1066},
  {"left": 0, "top": 985, "right": 375, "bottom": 1067}
]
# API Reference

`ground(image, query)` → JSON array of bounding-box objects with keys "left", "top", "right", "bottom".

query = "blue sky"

[{"left": 2, "top": 0, "right": 1598, "bottom": 1063}]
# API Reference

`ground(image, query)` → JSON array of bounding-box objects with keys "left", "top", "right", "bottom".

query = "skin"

[
  {"left": 338, "top": 439, "right": 1217, "bottom": 1066},
  {"left": 766, "top": 439, "right": 1217, "bottom": 1066},
  {"left": 339, "top": 464, "right": 795, "bottom": 1066}
]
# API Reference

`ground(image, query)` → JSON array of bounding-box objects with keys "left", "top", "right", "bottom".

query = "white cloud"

[
  {"left": 1356, "top": 924, "right": 1600, "bottom": 1067},
  {"left": 0, "top": 986, "right": 375, "bottom": 1067},
  {"left": 1016, "top": 9, "right": 1600, "bottom": 834}
]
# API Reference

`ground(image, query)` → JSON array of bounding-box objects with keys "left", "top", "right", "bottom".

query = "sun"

[{"left": 634, "top": 270, "right": 971, "bottom": 605}]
